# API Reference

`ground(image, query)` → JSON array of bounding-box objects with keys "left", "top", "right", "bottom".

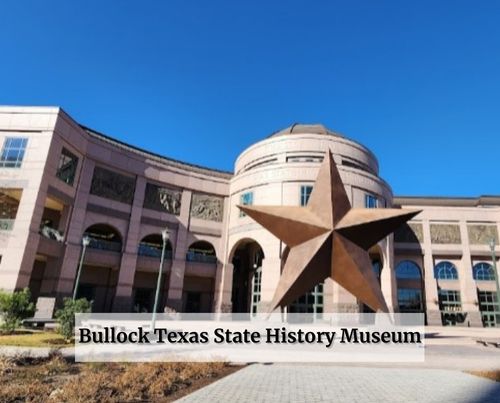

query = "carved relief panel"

[
  {"left": 394, "top": 222, "right": 424, "bottom": 243},
  {"left": 430, "top": 224, "right": 461, "bottom": 244},
  {"left": 90, "top": 166, "right": 136, "bottom": 204},
  {"left": 143, "top": 183, "right": 181, "bottom": 215},
  {"left": 190, "top": 193, "right": 224, "bottom": 222},
  {"left": 467, "top": 224, "right": 499, "bottom": 245}
]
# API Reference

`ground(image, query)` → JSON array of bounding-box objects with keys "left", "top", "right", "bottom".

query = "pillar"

[
  {"left": 422, "top": 219, "right": 440, "bottom": 325},
  {"left": 113, "top": 177, "right": 147, "bottom": 312},
  {"left": 166, "top": 190, "right": 192, "bottom": 311}
]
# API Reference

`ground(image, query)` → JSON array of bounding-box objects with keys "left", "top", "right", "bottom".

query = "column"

[
  {"left": 422, "top": 219, "right": 440, "bottom": 325},
  {"left": 112, "top": 177, "right": 147, "bottom": 312},
  {"left": 459, "top": 221, "right": 482, "bottom": 327},
  {"left": 259, "top": 254, "right": 281, "bottom": 313},
  {"left": 213, "top": 261, "right": 231, "bottom": 313},
  {"left": 166, "top": 190, "right": 192, "bottom": 311},
  {"left": 55, "top": 158, "right": 95, "bottom": 298},
  {"left": 380, "top": 237, "right": 397, "bottom": 312}
]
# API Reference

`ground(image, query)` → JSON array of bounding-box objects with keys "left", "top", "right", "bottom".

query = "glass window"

[
  {"left": 239, "top": 191, "right": 253, "bottom": 217},
  {"left": 300, "top": 185, "right": 313, "bottom": 206},
  {"left": 56, "top": 148, "right": 78, "bottom": 185},
  {"left": 434, "top": 261, "right": 459, "bottom": 280},
  {"left": 289, "top": 283, "right": 324, "bottom": 319},
  {"left": 397, "top": 288, "right": 423, "bottom": 312},
  {"left": 365, "top": 194, "right": 378, "bottom": 208},
  {"left": 477, "top": 290, "right": 500, "bottom": 327},
  {"left": 473, "top": 262, "right": 496, "bottom": 281},
  {"left": 438, "top": 289, "right": 462, "bottom": 311},
  {"left": 396, "top": 260, "right": 422, "bottom": 280},
  {"left": 0, "top": 137, "right": 28, "bottom": 168}
]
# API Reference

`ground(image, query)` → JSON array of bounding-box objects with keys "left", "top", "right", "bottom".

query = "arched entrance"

[
  {"left": 395, "top": 260, "right": 425, "bottom": 314},
  {"left": 132, "top": 234, "right": 173, "bottom": 313},
  {"left": 78, "top": 224, "right": 123, "bottom": 312},
  {"left": 360, "top": 246, "right": 383, "bottom": 313},
  {"left": 230, "top": 239, "right": 264, "bottom": 314}
]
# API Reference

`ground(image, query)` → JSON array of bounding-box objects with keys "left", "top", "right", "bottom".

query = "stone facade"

[{"left": 0, "top": 107, "right": 499, "bottom": 328}]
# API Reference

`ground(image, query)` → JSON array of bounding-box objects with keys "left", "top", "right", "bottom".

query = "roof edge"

[{"left": 80, "top": 124, "right": 234, "bottom": 179}]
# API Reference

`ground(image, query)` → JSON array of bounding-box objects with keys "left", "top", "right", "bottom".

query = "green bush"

[
  {"left": 55, "top": 298, "right": 92, "bottom": 341},
  {"left": 0, "top": 288, "right": 35, "bottom": 334}
]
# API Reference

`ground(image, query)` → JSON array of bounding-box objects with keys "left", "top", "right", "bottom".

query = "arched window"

[
  {"left": 434, "top": 261, "right": 459, "bottom": 280},
  {"left": 83, "top": 224, "right": 122, "bottom": 252},
  {"left": 186, "top": 241, "right": 217, "bottom": 264},
  {"left": 473, "top": 262, "right": 495, "bottom": 281},
  {"left": 396, "top": 260, "right": 422, "bottom": 280}
]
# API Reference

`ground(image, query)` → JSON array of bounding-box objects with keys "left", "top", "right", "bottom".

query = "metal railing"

[
  {"left": 186, "top": 251, "right": 217, "bottom": 264},
  {"left": 87, "top": 237, "right": 122, "bottom": 252},
  {"left": 137, "top": 244, "right": 172, "bottom": 259}
]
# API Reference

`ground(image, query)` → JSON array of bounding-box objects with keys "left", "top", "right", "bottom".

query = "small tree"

[
  {"left": 55, "top": 298, "right": 92, "bottom": 341},
  {"left": 0, "top": 288, "right": 35, "bottom": 334}
]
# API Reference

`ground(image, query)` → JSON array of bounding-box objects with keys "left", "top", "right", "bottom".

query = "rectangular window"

[
  {"left": 438, "top": 289, "right": 462, "bottom": 311},
  {"left": 365, "top": 194, "right": 378, "bottom": 208},
  {"left": 300, "top": 185, "right": 313, "bottom": 206},
  {"left": 56, "top": 148, "right": 79, "bottom": 186},
  {"left": 0, "top": 137, "right": 28, "bottom": 168},
  {"left": 397, "top": 289, "right": 423, "bottom": 312},
  {"left": 0, "top": 188, "right": 22, "bottom": 231},
  {"left": 239, "top": 192, "right": 253, "bottom": 217}
]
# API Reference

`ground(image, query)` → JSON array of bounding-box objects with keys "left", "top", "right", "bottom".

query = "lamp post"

[
  {"left": 151, "top": 229, "right": 169, "bottom": 332},
  {"left": 489, "top": 238, "right": 500, "bottom": 326},
  {"left": 73, "top": 235, "right": 91, "bottom": 300}
]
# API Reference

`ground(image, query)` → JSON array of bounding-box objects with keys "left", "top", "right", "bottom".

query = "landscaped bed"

[
  {"left": 468, "top": 370, "right": 500, "bottom": 383},
  {"left": 0, "top": 353, "right": 237, "bottom": 402},
  {"left": 0, "top": 330, "right": 66, "bottom": 347}
]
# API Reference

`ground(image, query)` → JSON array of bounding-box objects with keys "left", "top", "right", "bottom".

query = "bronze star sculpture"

[{"left": 238, "top": 150, "right": 421, "bottom": 313}]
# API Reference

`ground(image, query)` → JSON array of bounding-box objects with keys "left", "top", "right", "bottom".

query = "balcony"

[
  {"left": 186, "top": 252, "right": 217, "bottom": 264},
  {"left": 138, "top": 244, "right": 173, "bottom": 259},
  {"left": 87, "top": 238, "right": 122, "bottom": 252}
]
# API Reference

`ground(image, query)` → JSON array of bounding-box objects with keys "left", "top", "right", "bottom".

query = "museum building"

[{"left": 0, "top": 106, "right": 499, "bottom": 327}]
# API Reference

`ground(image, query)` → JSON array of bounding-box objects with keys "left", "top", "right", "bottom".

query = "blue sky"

[{"left": 1, "top": 1, "right": 499, "bottom": 196}]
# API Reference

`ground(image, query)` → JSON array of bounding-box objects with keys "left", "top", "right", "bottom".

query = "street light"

[
  {"left": 488, "top": 238, "right": 500, "bottom": 326},
  {"left": 151, "top": 229, "right": 170, "bottom": 332},
  {"left": 73, "top": 235, "right": 91, "bottom": 300}
]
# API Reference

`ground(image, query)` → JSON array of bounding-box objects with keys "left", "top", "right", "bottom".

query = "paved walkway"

[{"left": 178, "top": 364, "right": 500, "bottom": 402}]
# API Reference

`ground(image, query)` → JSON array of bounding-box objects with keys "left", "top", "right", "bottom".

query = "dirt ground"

[{"left": 0, "top": 353, "right": 240, "bottom": 402}]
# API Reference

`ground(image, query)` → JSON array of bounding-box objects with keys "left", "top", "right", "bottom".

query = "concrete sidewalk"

[{"left": 177, "top": 364, "right": 500, "bottom": 403}]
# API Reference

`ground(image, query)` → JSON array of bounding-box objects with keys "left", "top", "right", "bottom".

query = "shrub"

[
  {"left": 0, "top": 288, "right": 35, "bottom": 334},
  {"left": 55, "top": 298, "right": 92, "bottom": 341}
]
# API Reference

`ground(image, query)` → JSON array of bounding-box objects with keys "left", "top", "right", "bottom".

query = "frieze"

[
  {"left": 190, "top": 193, "right": 224, "bottom": 222},
  {"left": 143, "top": 183, "right": 181, "bottom": 215},
  {"left": 467, "top": 224, "right": 498, "bottom": 245},
  {"left": 90, "top": 166, "right": 136, "bottom": 204},
  {"left": 394, "top": 223, "right": 424, "bottom": 243},
  {"left": 430, "top": 224, "right": 461, "bottom": 244}
]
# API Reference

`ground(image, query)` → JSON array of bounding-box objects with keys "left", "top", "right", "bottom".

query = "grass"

[
  {"left": 0, "top": 330, "right": 67, "bottom": 347},
  {"left": 0, "top": 354, "right": 235, "bottom": 402}
]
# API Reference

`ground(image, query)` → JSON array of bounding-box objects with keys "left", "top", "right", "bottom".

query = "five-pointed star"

[{"left": 238, "top": 150, "right": 421, "bottom": 313}]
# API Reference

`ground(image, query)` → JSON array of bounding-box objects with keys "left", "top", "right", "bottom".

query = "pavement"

[
  {"left": 176, "top": 326, "right": 500, "bottom": 402},
  {"left": 177, "top": 365, "right": 500, "bottom": 403}
]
